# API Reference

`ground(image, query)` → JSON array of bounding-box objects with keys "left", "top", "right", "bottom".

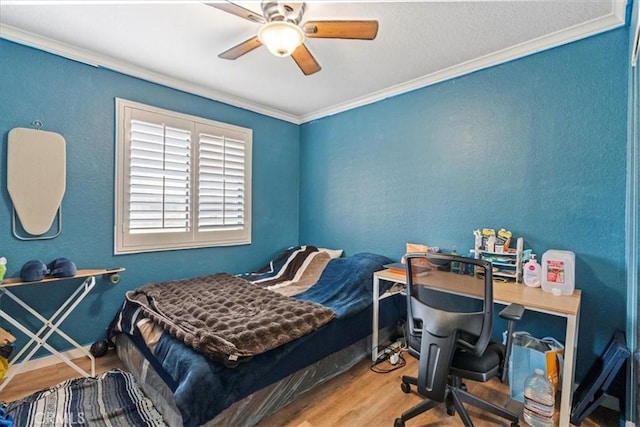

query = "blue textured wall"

[
  {"left": 300, "top": 28, "right": 629, "bottom": 378},
  {"left": 0, "top": 39, "right": 300, "bottom": 349},
  {"left": 0, "top": 26, "right": 631, "bottom": 382}
]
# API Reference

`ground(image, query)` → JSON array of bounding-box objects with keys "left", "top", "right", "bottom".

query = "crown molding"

[
  {"left": 299, "top": 1, "right": 628, "bottom": 124},
  {"left": 0, "top": 1, "right": 627, "bottom": 126},
  {"left": 0, "top": 24, "right": 301, "bottom": 124}
]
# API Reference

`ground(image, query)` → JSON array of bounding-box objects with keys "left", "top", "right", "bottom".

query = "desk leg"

[
  {"left": 372, "top": 275, "right": 380, "bottom": 362},
  {"left": 559, "top": 309, "right": 580, "bottom": 427}
]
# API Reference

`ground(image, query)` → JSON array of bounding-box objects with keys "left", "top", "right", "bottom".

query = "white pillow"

[{"left": 318, "top": 248, "right": 343, "bottom": 259}]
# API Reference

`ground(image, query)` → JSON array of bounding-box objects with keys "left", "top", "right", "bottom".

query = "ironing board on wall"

[{"left": 7, "top": 127, "right": 66, "bottom": 240}]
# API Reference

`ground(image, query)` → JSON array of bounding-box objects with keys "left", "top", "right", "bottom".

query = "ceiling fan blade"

[
  {"left": 205, "top": 1, "right": 265, "bottom": 24},
  {"left": 302, "top": 21, "right": 379, "bottom": 40},
  {"left": 218, "top": 36, "right": 262, "bottom": 60},
  {"left": 291, "top": 44, "right": 321, "bottom": 76}
]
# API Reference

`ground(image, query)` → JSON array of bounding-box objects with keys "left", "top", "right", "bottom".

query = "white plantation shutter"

[
  {"left": 198, "top": 132, "right": 245, "bottom": 232},
  {"left": 129, "top": 119, "right": 191, "bottom": 234},
  {"left": 115, "top": 99, "right": 252, "bottom": 254}
]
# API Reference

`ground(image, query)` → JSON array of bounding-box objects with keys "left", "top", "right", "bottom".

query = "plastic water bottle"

[
  {"left": 523, "top": 368, "right": 555, "bottom": 427},
  {"left": 450, "top": 246, "right": 460, "bottom": 273}
]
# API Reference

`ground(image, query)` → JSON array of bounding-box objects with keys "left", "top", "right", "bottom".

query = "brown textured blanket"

[{"left": 125, "top": 273, "right": 335, "bottom": 366}]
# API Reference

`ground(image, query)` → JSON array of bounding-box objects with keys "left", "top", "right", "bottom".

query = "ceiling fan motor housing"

[{"left": 262, "top": 1, "right": 305, "bottom": 24}]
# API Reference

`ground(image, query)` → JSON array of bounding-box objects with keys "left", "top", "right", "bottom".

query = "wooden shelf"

[{"left": 1, "top": 268, "right": 125, "bottom": 289}]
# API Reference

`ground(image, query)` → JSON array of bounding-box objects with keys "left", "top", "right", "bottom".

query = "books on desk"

[
  {"left": 383, "top": 262, "right": 430, "bottom": 276},
  {"left": 383, "top": 262, "right": 406, "bottom": 275}
]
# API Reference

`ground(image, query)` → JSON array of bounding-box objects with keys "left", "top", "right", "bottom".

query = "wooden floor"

[
  {"left": 0, "top": 350, "right": 619, "bottom": 427},
  {"left": 257, "top": 355, "right": 619, "bottom": 427},
  {"left": 0, "top": 349, "right": 125, "bottom": 403},
  {"left": 259, "top": 354, "right": 518, "bottom": 426}
]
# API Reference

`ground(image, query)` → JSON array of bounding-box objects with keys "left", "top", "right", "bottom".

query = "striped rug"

[{"left": 3, "top": 369, "right": 166, "bottom": 426}]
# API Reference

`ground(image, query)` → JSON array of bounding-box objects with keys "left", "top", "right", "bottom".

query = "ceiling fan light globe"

[{"left": 258, "top": 21, "right": 304, "bottom": 57}]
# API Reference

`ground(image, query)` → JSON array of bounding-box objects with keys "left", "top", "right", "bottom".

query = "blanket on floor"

[
  {"left": 125, "top": 272, "right": 335, "bottom": 366},
  {"left": 2, "top": 369, "right": 166, "bottom": 427}
]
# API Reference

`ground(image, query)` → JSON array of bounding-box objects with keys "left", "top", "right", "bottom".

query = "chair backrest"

[{"left": 404, "top": 252, "right": 494, "bottom": 401}]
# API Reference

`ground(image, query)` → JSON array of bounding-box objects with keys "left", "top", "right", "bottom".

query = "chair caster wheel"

[
  {"left": 510, "top": 423, "right": 519, "bottom": 427},
  {"left": 394, "top": 418, "right": 405, "bottom": 427},
  {"left": 400, "top": 382, "right": 411, "bottom": 393},
  {"left": 446, "top": 405, "right": 455, "bottom": 416}
]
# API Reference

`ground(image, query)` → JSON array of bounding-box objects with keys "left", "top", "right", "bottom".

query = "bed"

[{"left": 108, "top": 245, "right": 406, "bottom": 427}]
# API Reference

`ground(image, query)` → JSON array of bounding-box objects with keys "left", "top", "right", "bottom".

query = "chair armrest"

[
  {"left": 498, "top": 303, "right": 525, "bottom": 383},
  {"left": 499, "top": 303, "right": 525, "bottom": 322}
]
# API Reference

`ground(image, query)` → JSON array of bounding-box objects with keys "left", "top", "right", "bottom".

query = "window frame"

[{"left": 114, "top": 98, "right": 252, "bottom": 254}]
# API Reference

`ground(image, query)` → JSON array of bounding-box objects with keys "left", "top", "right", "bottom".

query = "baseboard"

[{"left": 9, "top": 345, "right": 92, "bottom": 374}]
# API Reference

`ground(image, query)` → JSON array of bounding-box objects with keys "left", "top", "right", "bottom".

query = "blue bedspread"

[
  {"left": 295, "top": 253, "right": 391, "bottom": 317},
  {"left": 152, "top": 252, "right": 392, "bottom": 426}
]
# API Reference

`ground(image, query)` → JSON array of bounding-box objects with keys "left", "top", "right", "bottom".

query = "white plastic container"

[
  {"left": 541, "top": 250, "right": 575, "bottom": 295},
  {"left": 523, "top": 368, "right": 555, "bottom": 427},
  {"left": 523, "top": 254, "right": 541, "bottom": 287}
]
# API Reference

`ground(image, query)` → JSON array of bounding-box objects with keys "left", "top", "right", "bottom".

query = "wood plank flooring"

[
  {"left": 0, "top": 350, "right": 124, "bottom": 403},
  {"left": 258, "top": 355, "right": 524, "bottom": 427},
  {"left": 0, "top": 350, "right": 620, "bottom": 426},
  {"left": 257, "top": 355, "right": 620, "bottom": 427}
]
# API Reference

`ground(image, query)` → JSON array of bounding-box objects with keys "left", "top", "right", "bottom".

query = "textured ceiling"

[{"left": 0, "top": 1, "right": 627, "bottom": 123}]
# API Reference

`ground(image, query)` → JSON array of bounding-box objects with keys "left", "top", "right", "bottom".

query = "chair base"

[{"left": 394, "top": 375, "right": 520, "bottom": 427}]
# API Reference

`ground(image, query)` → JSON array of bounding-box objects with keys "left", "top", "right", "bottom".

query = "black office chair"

[{"left": 394, "top": 253, "right": 524, "bottom": 427}]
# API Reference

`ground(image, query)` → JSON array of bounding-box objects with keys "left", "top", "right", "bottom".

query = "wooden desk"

[{"left": 372, "top": 269, "right": 581, "bottom": 427}]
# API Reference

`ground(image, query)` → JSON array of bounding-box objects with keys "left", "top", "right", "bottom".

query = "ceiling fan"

[{"left": 207, "top": 1, "right": 379, "bottom": 76}]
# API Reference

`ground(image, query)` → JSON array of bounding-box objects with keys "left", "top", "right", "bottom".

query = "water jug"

[
  {"left": 541, "top": 250, "right": 575, "bottom": 295},
  {"left": 523, "top": 368, "right": 555, "bottom": 427}
]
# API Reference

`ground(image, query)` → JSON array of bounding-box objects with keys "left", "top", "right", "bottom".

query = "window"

[{"left": 115, "top": 99, "right": 252, "bottom": 254}]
